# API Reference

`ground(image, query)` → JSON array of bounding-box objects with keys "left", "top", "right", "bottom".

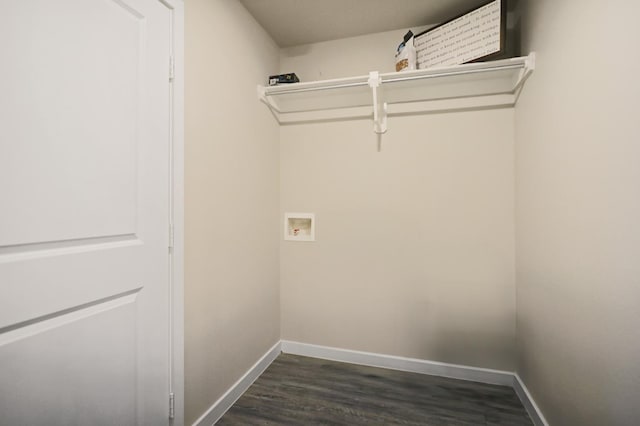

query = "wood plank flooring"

[{"left": 218, "top": 354, "right": 533, "bottom": 425}]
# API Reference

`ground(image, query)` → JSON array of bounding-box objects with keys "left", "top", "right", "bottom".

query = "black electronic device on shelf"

[{"left": 268, "top": 73, "right": 300, "bottom": 86}]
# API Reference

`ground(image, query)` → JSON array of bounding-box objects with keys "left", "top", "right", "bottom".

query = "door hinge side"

[
  {"left": 169, "top": 56, "right": 175, "bottom": 82},
  {"left": 169, "top": 224, "right": 175, "bottom": 250},
  {"left": 169, "top": 392, "right": 175, "bottom": 419}
]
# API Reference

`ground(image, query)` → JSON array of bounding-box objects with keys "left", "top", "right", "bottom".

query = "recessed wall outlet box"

[{"left": 284, "top": 213, "right": 315, "bottom": 241}]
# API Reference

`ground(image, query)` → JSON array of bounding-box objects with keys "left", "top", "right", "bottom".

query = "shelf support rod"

[
  {"left": 368, "top": 71, "right": 387, "bottom": 135},
  {"left": 257, "top": 85, "right": 282, "bottom": 123},
  {"left": 513, "top": 52, "right": 536, "bottom": 104}
]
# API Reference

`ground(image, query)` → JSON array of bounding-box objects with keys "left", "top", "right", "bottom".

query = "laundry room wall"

[
  {"left": 515, "top": 0, "right": 640, "bottom": 424},
  {"left": 185, "top": 0, "right": 280, "bottom": 423},
  {"left": 279, "top": 31, "right": 518, "bottom": 371}
]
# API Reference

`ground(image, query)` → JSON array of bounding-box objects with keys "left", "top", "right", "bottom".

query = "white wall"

[
  {"left": 515, "top": 1, "right": 640, "bottom": 424},
  {"left": 185, "top": 0, "right": 280, "bottom": 424},
  {"left": 280, "top": 33, "right": 517, "bottom": 371}
]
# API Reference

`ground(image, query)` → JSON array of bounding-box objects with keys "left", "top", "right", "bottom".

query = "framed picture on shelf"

[{"left": 414, "top": 0, "right": 516, "bottom": 69}]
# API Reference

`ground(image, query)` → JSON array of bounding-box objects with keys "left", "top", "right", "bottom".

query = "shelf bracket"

[
  {"left": 257, "top": 84, "right": 266, "bottom": 103},
  {"left": 368, "top": 71, "right": 387, "bottom": 134},
  {"left": 257, "top": 84, "right": 282, "bottom": 123},
  {"left": 513, "top": 52, "right": 536, "bottom": 104}
]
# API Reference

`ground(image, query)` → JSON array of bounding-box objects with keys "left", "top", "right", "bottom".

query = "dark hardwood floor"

[{"left": 218, "top": 354, "right": 533, "bottom": 425}]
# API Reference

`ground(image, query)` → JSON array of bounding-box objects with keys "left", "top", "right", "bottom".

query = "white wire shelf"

[{"left": 258, "top": 53, "right": 535, "bottom": 133}]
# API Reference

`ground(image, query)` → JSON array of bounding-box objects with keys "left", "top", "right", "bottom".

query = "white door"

[{"left": 0, "top": 0, "right": 175, "bottom": 424}]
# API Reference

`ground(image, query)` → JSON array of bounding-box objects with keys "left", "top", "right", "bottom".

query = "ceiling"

[{"left": 239, "top": 0, "right": 489, "bottom": 47}]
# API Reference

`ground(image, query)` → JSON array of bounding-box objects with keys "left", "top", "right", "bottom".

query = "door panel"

[
  {"left": 0, "top": 244, "right": 144, "bottom": 329},
  {"left": 0, "top": 299, "right": 137, "bottom": 426},
  {"left": 0, "top": 0, "right": 173, "bottom": 424},
  {"left": 1, "top": 0, "right": 142, "bottom": 246}
]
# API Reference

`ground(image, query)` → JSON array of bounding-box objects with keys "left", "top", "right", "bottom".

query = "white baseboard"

[
  {"left": 192, "top": 340, "right": 281, "bottom": 426},
  {"left": 280, "top": 340, "right": 514, "bottom": 386},
  {"left": 513, "top": 373, "right": 549, "bottom": 426},
  {"left": 192, "top": 340, "right": 547, "bottom": 426}
]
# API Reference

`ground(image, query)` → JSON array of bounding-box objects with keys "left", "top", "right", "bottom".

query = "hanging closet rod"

[
  {"left": 265, "top": 61, "right": 527, "bottom": 97},
  {"left": 265, "top": 80, "right": 369, "bottom": 96},
  {"left": 382, "top": 63, "right": 524, "bottom": 84}
]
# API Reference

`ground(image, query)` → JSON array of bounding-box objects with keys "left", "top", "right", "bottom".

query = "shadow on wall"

[
  {"left": 280, "top": 44, "right": 313, "bottom": 58},
  {"left": 399, "top": 305, "right": 515, "bottom": 370},
  {"left": 384, "top": 284, "right": 515, "bottom": 371},
  {"left": 516, "top": 312, "right": 640, "bottom": 424}
]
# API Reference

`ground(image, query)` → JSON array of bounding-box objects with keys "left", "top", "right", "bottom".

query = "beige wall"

[
  {"left": 184, "top": 0, "right": 280, "bottom": 424},
  {"left": 280, "top": 34, "right": 517, "bottom": 371},
  {"left": 280, "top": 27, "right": 428, "bottom": 81},
  {"left": 183, "top": 1, "right": 640, "bottom": 422},
  {"left": 515, "top": 1, "right": 640, "bottom": 424}
]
